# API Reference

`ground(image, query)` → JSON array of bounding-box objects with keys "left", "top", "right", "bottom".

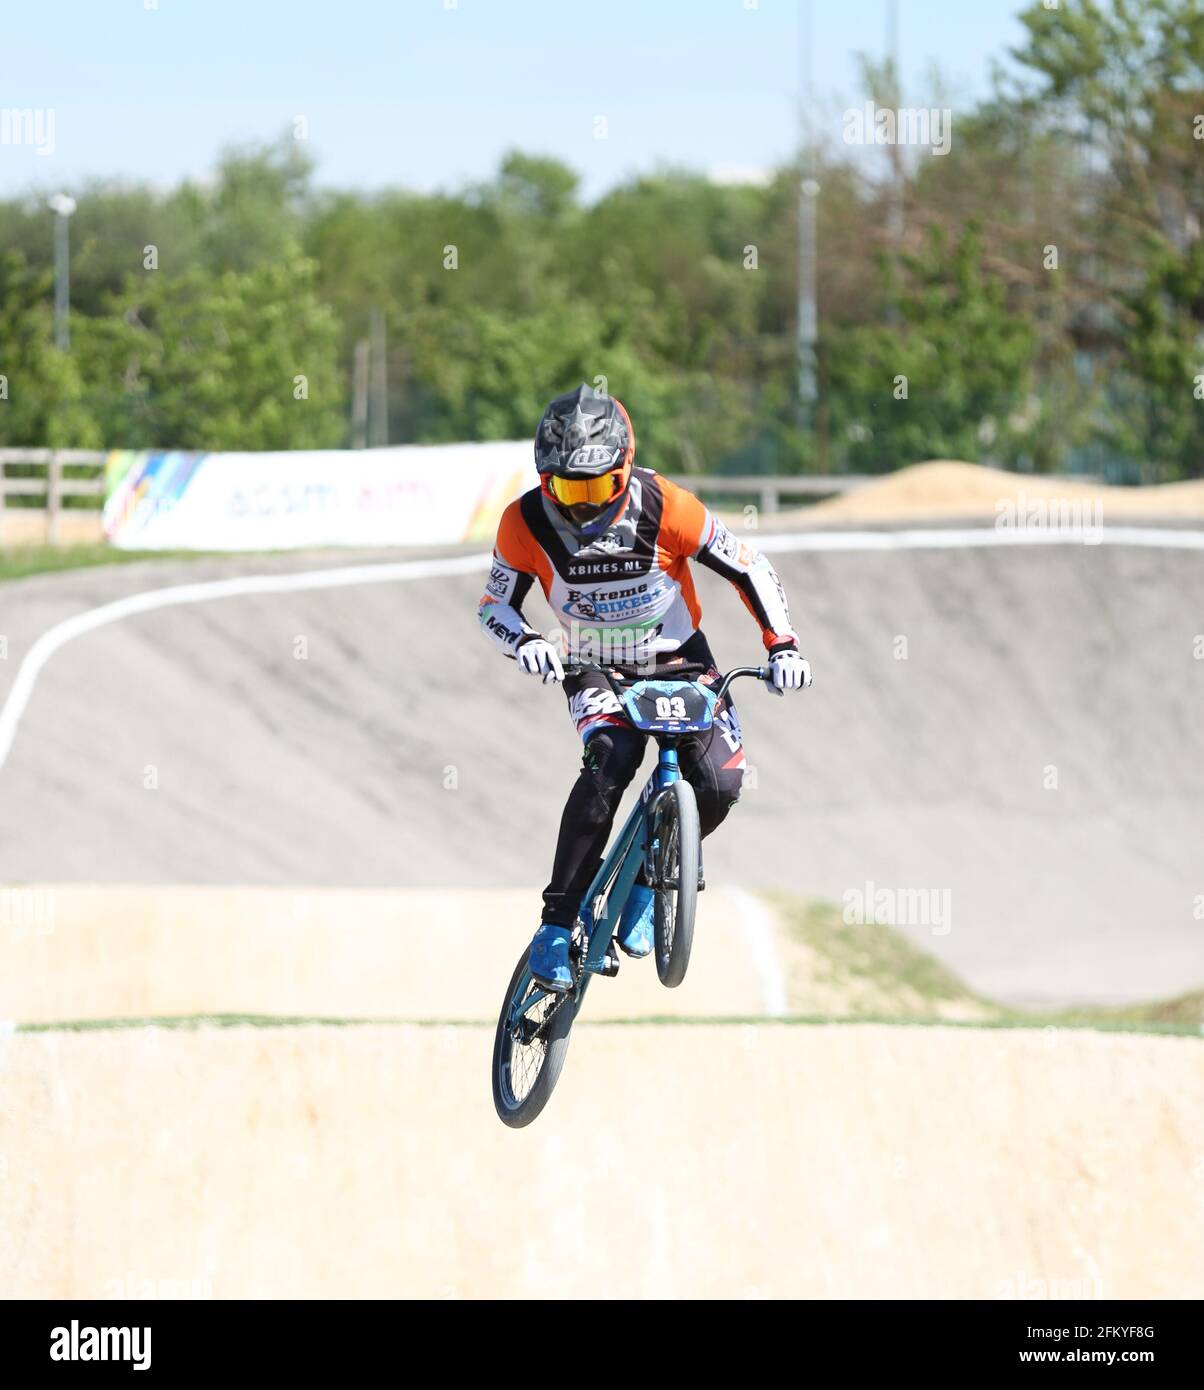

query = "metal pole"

[
  {"left": 49, "top": 194, "right": 76, "bottom": 351},
  {"left": 369, "top": 308, "right": 388, "bottom": 448},
  {"left": 351, "top": 338, "right": 370, "bottom": 449},
  {"left": 797, "top": 0, "right": 819, "bottom": 427},
  {"left": 885, "top": 0, "right": 904, "bottom": 248}
]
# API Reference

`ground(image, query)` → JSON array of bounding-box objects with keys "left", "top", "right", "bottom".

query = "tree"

[
  {"left": 81, "top": 250, "right": 346, "bottom": 450},
  {"left": 195, "top": 136, "right": 315, "bottom": 274},
  {"left": 1115, "top": 237, "right": 1204, "bottom": 479},
  {"left": 492, "top": 151, "right": 580, "bottom": 222},
  {"left": 0, "top": 252, "right": 101, "bottom": 448},
  {"left": 1011, "top": 0, "right": 1204, "bottom": 476},
  {"left": 826, "top": 226, "right": 1038, "bottom": 470}
]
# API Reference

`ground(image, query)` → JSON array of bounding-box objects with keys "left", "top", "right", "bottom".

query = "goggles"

[{"left": 546, "top": 466, "right": 627, "bottom": 509}]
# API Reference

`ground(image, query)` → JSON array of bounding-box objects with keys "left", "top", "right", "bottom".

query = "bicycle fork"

[
  {"left": 642, "top": 744, "right": 705, "bottom": 892},
  {"left": 576, "top": 744, "right": 703, "bottom": 983}
]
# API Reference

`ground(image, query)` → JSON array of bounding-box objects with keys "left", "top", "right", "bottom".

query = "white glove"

[
  {"left": 767, "top": 646, "right": 811, "bottom": 696},
  {"left": 516, "top": 637, "right": 565, "bottom": 685}
]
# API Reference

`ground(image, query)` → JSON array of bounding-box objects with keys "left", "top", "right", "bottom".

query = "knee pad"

[
  {"left": 578, "top": 730, "right": 643, "bottom": 824},
  {"left": 695, "top": 784, "right": 740, "bottom": 837},
  {"left": 688, "top": 754, "right": 743, "bottom": 837}
]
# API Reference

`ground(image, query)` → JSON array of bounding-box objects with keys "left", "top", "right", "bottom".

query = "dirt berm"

[
  {"left": 2, "top": 533, "right": 1201, "bottom": 1006},
  {"left": 2, "top": 1022, "right": 1199, "bottom": 1299}
]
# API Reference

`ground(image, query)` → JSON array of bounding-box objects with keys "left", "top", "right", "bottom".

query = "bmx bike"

[{"left": 491, "top": 658, "right": 772, "bottom": 1127}]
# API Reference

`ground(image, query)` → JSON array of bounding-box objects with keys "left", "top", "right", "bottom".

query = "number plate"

[{"left": 621, "top": 680, "right": 717, "bottom": 733}]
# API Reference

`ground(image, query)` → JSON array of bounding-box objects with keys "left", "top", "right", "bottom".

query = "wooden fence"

[
  {"left": 0, "top": 449, "right": 108, "bottom": 545},
  {"left": 662, "top": 473, "right": 873, "bottom": 513}
]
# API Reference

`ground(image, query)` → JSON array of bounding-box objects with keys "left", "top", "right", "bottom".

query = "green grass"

[
  {"left": 772, "top": 895, "right": 1204, "bottom": 1034},
  {"left": 774, "top": 895, "right": 997, "bottom": 1016},
  {"left": 15, "top": 1013, "right": 490, "bottom": 1032},
  {"left": 12, "top": 1011, "right": 1202, "bottom": 1038},
  {"left": 7, "top": 902, "right": 1201, "bottom": 1043},
  {"left": 0, "top": 543, "right": 213, "bottom": 584},
  {"left": 1045, "top": 988, "right": 1204, "bottom": 1030}
]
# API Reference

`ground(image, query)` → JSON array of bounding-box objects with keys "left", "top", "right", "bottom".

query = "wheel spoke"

[
  {"left": 504, "top": 984, "right": 559, "bottom": 1105},
  {"left": 499, "top": 931, "right": 581, "bottom": 1111}
]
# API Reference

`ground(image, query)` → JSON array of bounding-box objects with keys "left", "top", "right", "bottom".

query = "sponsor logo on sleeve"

[
  {"left": 711, "top": 522, "right": 740, "bottom": 564},
  {"left": 486, "top": 562, "right": 513, "bottom": 599},
  {"left": 483, "top": 612, "right": 522, "bottom": 646}
]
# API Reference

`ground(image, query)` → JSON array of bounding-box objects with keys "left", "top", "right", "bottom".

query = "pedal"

[
  {"left": 697, "top": 877, "right": 706, "bottom": 891},
  {"left": 600, "top": 941, "right": 621, "bottom": 977}
]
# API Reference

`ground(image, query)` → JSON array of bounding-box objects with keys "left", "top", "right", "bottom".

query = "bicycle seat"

[{"left": 598, "top": 659, "right": 709, "bottom": 683}]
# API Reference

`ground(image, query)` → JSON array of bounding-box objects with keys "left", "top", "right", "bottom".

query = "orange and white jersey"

[{"left": 478, "top": 468, "right": 798, "bottom": 665}]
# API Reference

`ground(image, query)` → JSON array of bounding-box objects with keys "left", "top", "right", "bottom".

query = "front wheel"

[
  {"left": 491, "top": 948, "right": 577, "bottom": 1127},
  {"left": 651, "top": 778, "right": 700, "bottom": 988}
]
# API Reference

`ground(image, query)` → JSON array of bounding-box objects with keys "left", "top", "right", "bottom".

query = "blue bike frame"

[
  {"left": 505, "top": 745, "right": 678, "bottom": 1024},
  {"left": 577, "top": 743, "right": 680, "bottom": 980},
  {"left": 504, "top": 664, "right": 765, "bottom": 1024}
]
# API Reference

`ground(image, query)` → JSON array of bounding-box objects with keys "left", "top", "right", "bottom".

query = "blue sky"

[{"left": 0, "top": 0, "right": 1030, "bottom": 199}]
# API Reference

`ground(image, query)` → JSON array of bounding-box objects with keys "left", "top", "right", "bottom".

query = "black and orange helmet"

[{"left": 535, "top": 384, "right": 635, "bottom": 525}]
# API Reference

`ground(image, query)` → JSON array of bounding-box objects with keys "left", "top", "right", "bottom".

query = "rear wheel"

[
  {"left": 652, "top": 778, "right": 700, "bottom": 988},
  {"left": 491, "top": 947, "right": 577, "bottom": 1127}
]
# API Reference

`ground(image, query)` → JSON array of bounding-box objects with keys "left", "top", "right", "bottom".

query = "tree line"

[{"left": 1, "top": 0, "right": 1201, "bottom": 482}]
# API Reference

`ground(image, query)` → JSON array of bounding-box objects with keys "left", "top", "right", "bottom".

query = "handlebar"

[
  {"left": 563, "top": 658, "right": 770, "bottom": 705},
  {"left": 714, "top": 665, "right": 771, "bottom": 703}
]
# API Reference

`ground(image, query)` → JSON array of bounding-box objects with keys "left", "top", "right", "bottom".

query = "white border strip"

[
  {"left": 727, "top": 888, "right": 789, "bottom": 1016},
  {"left": 0, "top": 553, "right": 489, "bottom": 772},
  {"left": 754, "top": 525, "right": 1204, "bottom": 553}
]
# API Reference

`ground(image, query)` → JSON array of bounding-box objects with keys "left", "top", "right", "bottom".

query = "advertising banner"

[{"left": 102, "top": 442, "right": 533, "bottom": 551}]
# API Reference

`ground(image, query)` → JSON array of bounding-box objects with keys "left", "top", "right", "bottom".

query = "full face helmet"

[{"left": 535, "top": 384, "right": 635, "bottom": 531}]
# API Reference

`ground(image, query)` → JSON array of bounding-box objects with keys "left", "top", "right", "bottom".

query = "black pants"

[{"left": 541, "top": 633, "right": 747, "bottom": 927}]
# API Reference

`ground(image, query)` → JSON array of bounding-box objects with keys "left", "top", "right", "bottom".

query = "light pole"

[
  {"left": 48, "top": 193, "right": 76, "bottom": 350},
  {"left": 885, "top": 0, "right": 904, "bottom": 248},
  {"left": 797, "top": 0, "right": 819, "bottom": 430}
]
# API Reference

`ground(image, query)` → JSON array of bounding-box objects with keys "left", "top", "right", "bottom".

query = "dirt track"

[
  {"left": 1, "top": 537, "right": 1202, "bottom": 1006},
  {"left": 0, "top": 884, "right": 778, "bottom": 1024},
  {"left": 2, "top": 1022, "right": 1200, "bottom": 1299},
  {"left": 2, "top": 488, "right": 1203, "bottom": 1300}
]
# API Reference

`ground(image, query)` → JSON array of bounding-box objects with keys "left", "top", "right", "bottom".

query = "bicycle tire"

[
  {"left": 491, "top": 948, "right": 576, "bottom": 1127},
  {"left": 652, "top": 778, "right": 700, "bottom": 988}
]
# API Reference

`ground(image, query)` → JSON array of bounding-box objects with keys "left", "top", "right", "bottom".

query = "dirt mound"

[
  {"left": 0, "top": 884, "right": 778, "bottom": 1024},
  {"left": 2, "top": 1022, "right": 1199, "bottom": 1299},
  {"left": 789, "top": 460, "right": 1204, "bottom": 526}
]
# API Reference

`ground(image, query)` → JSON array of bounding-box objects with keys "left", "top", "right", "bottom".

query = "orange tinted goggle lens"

[{"left": 548, "top": 471, "right": 621, "bottom": 506}]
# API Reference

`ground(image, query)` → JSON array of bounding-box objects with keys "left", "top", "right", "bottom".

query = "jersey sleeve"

[
  {"left": 693, "top": 512, "right": 800, "bottom": 652},
  {"left": 477, "top": 500, "right": 541, "bottom": 659},
  {"left": 656, "top": 474, "right": 711, "bottom": 558}
]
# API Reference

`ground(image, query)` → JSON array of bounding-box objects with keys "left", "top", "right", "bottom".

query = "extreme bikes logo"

[
  {"left": 50, "top": 1321, "right": 152, "bottom": 1371},
  {"left": 561, "top": 579, "right": 659, "bottom": 622}
]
